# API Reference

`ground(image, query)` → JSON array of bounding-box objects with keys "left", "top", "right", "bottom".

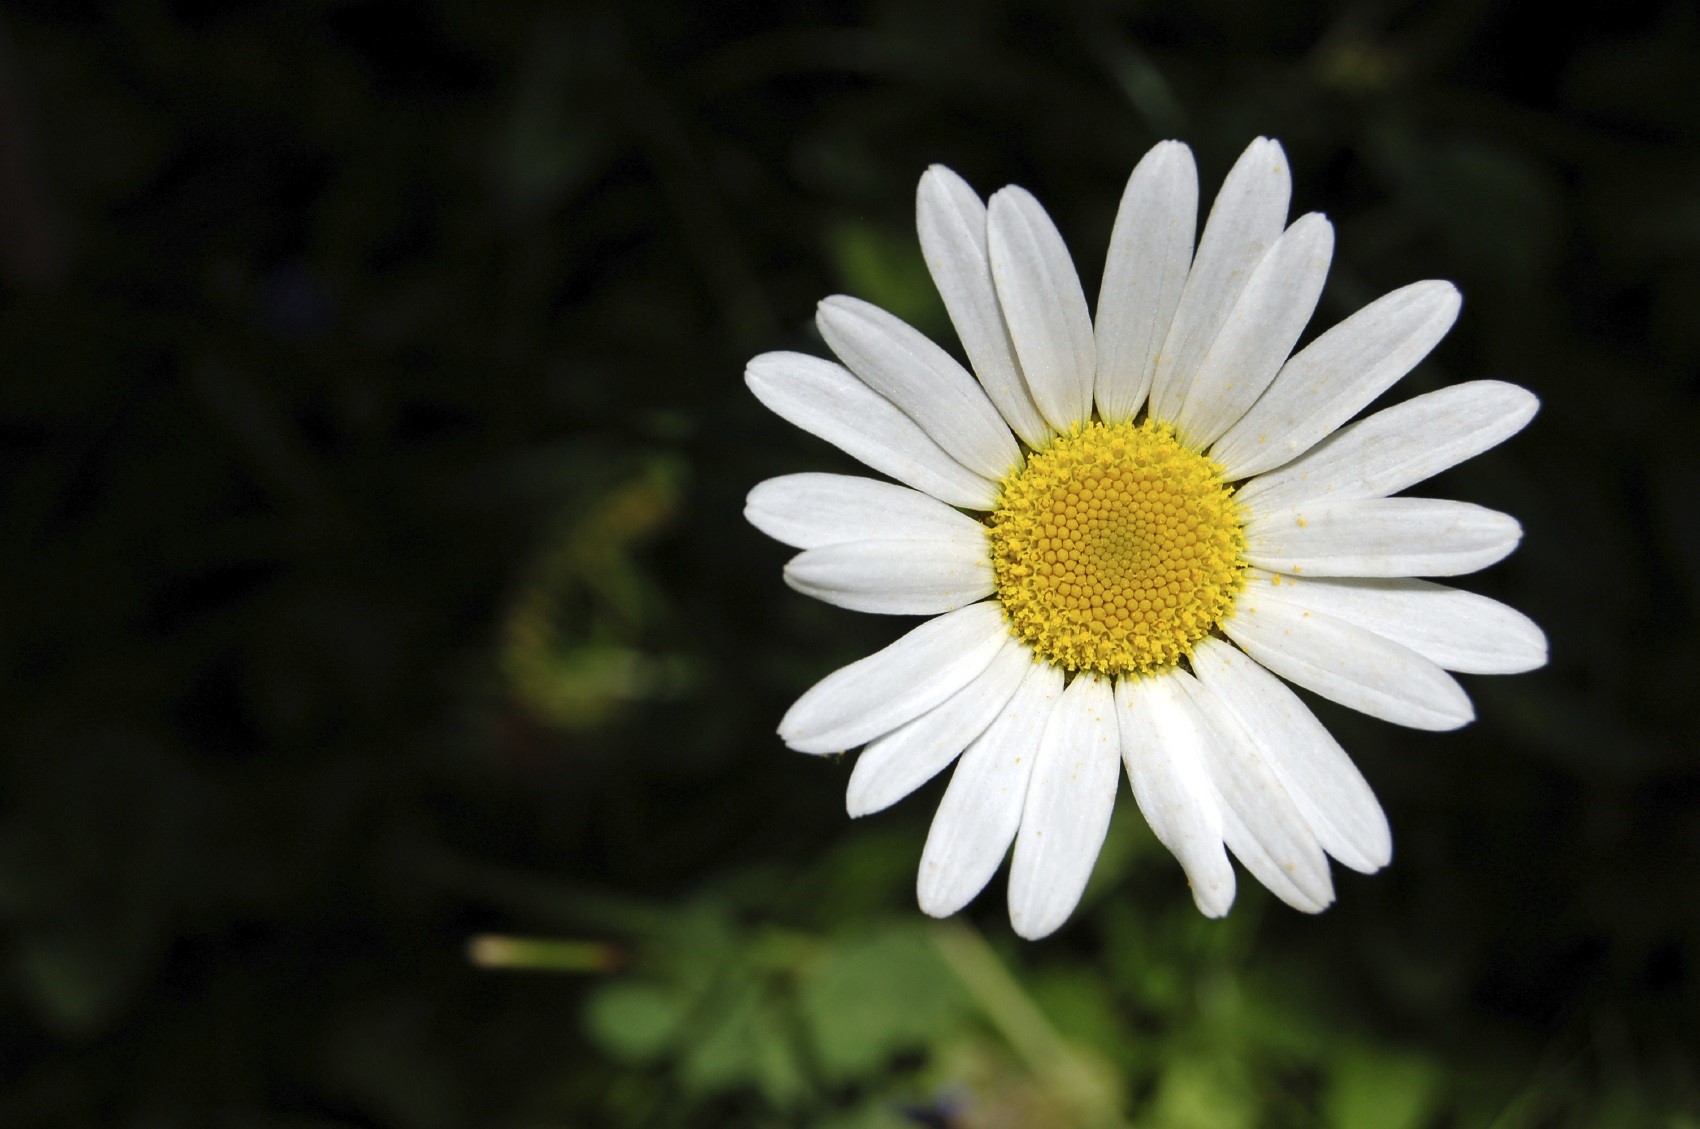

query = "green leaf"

[
  {"left": 798, "top": 924, "right": 966, "bottom": 1086},
  {"left": 677, "top": 982, "right": 809, "bottom": 1108},
  {"left": 1325, "top": 1047, "right": 1442, "bottom": 1129},
  {"left": 810, "top": 1101, "right": 918, "bottom": 1129},
  {"left": 585, "top": 982, "right": 686, "bottom": 1063},
  {"left": 678, "top": 979, "right": 764, "bottom": 1094},
  {"left": 1150, "top": 1054, "right": 1253, "bottom": 1129}
]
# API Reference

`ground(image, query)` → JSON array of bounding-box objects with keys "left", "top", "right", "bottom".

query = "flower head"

[{"left": 745, "top": 139, "right": 1546, "bottom": 939}]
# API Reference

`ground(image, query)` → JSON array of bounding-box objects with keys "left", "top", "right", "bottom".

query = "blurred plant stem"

[
  {"left": 931, "top": 921, "right": 1128, "bottom": 1129},
  {"left": 466, "top": 934, "right": 625, "bottom": 974}
]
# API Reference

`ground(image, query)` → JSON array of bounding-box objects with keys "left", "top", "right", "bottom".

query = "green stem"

[
  {"left": 930, "top": 921, "right": 1128, "bottom": 1129},
  {"left": 466, "top": 933, "right": 624, "bottom": 973}
]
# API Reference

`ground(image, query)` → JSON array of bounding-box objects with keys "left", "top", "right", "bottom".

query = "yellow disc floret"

[{"left": 989, "top": 419, "right": 1247, "bottom": 677}]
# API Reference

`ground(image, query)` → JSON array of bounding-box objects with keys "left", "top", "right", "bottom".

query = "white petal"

[
  {"left": 1191, "top": 637, "right": 1390, "bottom": 874},
  {"left": 784, "top": 539, "right": 993, "bottom": 615},
  {"left": 746, "top": 473, "right": 990, "bottom": 550},
  {"left": 1251, "top": 572, "right": 1547, "bottom": 674},
  {"left": 1223, "top": 583, "right": 1474, "bottom": 730},
  {"left": 746, "top": 351, "right": 998, "bottom": 509},
  {"left": 778, "top": 601, "right": 1009, "bottom": 753},
  {"left": 1115, "top": 674, "right": 1235, "bottom": 917},
  {"left": 1149, "top": 138, "right": 1291, "bottom": 423},
  {"left": 1173, "top": 213, "right": 1334, "bottom": 449},
  {"left": 1244, "top": 497, "right": 1523, "bottom": 577},
  {"left": 847, "top": 639, "right": 1032, "bottom": 817},
  {"left": 1218, "top": 806, "right": 1331, "bottom": 913},
  {"left": 816, "top": 296, "right": 1021, "bottom": 481},
  {"left": 987, "top": 186, "right": 1096, "bottom": 432},
  {"left": 1093, "top": 141, "right": 1197, "bottom": 425},
  {"left": 1233, "top": 381, "right": 1540, "bottom": 510},
  {"left": 1177, "top": 670, "right": 1335, "bottom": 912},
  {"left": 917, "top": 166, "right": 1051, "bottom": 447},
  {"left": 918, "top": 660, "right": 1063, "bottom": 918},
  {"left": 1212, "top": 281, "right": 1461, "bottom": 480},
  {"left": 1007, "top": 672, "right": 1120, "bottom": 939}
]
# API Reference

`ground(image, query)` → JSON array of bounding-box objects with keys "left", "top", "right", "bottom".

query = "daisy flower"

[{"left": 744, "top": 138, "right": 1546, "bottom": 939}]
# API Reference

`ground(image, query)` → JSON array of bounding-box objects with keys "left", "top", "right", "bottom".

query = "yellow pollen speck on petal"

[{"left": 988, "top": 419, "right": 1246, "bottom": 678}]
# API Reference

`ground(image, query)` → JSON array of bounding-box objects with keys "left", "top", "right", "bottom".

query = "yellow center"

[{"left": 988, "top": 419, "right": 1247, "bottom": 677}]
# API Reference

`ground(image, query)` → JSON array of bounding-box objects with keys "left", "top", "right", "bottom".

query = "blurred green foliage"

[{"left": 1, "top": 0, "right": 1698, "bottom": 1126}]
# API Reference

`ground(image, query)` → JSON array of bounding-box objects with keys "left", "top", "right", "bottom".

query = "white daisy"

[{"left": 744, "top": 138, "right": 1547, "bottom": 939}]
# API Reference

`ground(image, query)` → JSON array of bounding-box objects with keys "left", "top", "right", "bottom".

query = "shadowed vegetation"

[{"left": 2, "top": 1, "right": 1698, "bottom": 1125}]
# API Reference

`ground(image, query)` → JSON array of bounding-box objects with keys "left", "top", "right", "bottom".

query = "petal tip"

[
  {"left": 987, "top": 183, "right": 1039, "bottom": 215},
  {"left": 776, "top": 711, "right": 839, "bottom": 755},
  {"left": 1244, "top": 135, "right": 1288, "bottom": 167},
  {"left": 917, "top": 876, "right": 971, "bottom": 920},
  {"left": 1008, "top": 911, "right": 1062, "bottom": 941},
  {"left": 778, "top": 558, "right": 818, "bottom": 601},
  {"left": 1191, "top": 880, "right": 1236, "bottom": 919},
  {"left": 1434, "top": 699, "right": 1476, "bottom": 731},
  {"left": 1528, "top": 632, "right": 1551, "bottom": 671},
  {"left": 742, "top": 352, "right": 782, "bottom": 390},
  {"left": 916, "top": 893, "right": 955, "bottom": 920},
  {"left": 920, "top": 163, "right": 966, "bottom": 189}
]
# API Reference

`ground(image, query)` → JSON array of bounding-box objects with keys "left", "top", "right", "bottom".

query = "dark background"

[{"left": 2, "top": 1, "right": 1697, "bottom": 1126}]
